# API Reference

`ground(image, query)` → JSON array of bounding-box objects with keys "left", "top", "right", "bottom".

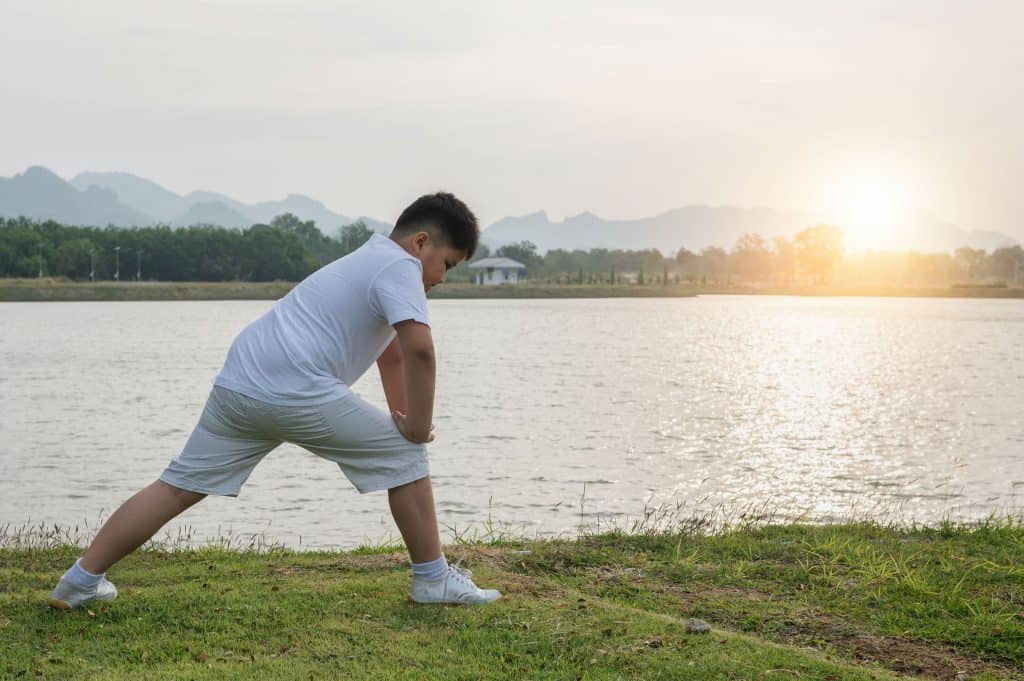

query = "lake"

[{"left": 1, "top": 296, "right": 1022, "bottom": 550}]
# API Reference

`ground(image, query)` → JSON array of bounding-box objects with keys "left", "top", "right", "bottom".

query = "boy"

[{"left": 49, "top": 192, "right": 500, "bottom": 609}]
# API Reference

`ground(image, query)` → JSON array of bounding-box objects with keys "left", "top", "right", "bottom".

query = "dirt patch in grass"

[
  {"left": 655, "top": 583, "right": 1019, "bottom": 681},
  {"left": 654, "top": 583, "right": 775, "bottom": 604},
  {"left": 780, "top": 613, "right": 1022, "bottom": 681},
  {"left": 334, "top": 554, "right": 409, "bottom": 572}
]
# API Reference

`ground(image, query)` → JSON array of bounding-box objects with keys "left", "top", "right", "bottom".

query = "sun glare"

[{"left": 832, "top": 175, "right": 911, "bottom": 252}]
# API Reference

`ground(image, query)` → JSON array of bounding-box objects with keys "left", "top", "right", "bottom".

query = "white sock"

[
  {"left": 63, "top": 558, "right": 104, "bottom": 589},
  {"left": 411, "top": 554, "right": 448, "bottom": 581}
]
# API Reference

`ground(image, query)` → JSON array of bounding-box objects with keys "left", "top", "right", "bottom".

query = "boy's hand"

[{"left": 391, "top": 410, "right": 435, "bottom": 443}]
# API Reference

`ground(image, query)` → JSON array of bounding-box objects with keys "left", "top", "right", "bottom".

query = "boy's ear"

[{"left": 412, "top": 230, "right": 431, "bottom": 254}]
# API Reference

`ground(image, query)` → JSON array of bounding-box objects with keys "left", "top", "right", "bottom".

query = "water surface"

[{"left": 1, "top": 296, "right": 1021, "bottom": 549}]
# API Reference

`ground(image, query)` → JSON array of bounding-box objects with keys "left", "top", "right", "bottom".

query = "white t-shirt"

[{"left": 214, "top": 234, "right": 429, "bottom": 405}]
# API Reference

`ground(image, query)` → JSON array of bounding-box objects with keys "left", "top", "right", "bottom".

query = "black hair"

[{"left": 392, "top": 192, "right": 479, "bottom": 259}]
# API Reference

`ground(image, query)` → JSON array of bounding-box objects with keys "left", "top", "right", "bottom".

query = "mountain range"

[
  {"left": 0, "top": 166, "right": 390, "bottom": 234},
  {"left": 484, "top": 208, "right": 1018, "bottom": 254},
  {"left": 488, "top": 207, "right": 808, "bottom": 255},
  {"left": 0, "top": 166, "right": 1017, "bottom": 254}
]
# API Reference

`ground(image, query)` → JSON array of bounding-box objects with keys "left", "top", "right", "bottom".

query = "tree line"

[
  {"left": 470, "top": 225, "right": 1024, "bottom": 287},
  {"left": 2, "top": 216, "right": 1022, "bottom": 286},
  {"left": 0, "top": 215, "right": 375, "bottom": 282}
]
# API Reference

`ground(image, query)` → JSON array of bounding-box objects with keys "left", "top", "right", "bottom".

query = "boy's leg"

[
  {"left": 388, "top": 475, "right": 501, "bottom": 604},
  {"left": 387, "top": 475, "right": 442, "bottom": 563},
  {"left": 296, "top": 394, "right": 499, "bottom": 602},
  {"left": 52, "top": 386, "right": 276, "bottom": 609},
  {"left": 78, "top": 480, "right": 206, "bottom": 573}
]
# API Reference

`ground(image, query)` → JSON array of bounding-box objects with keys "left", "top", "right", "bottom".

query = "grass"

[
  {"left": 0, "top": 279, "right": 295, "bottom": 301},
  {"left": 429, "top": 283, "right": 699, "bottom": 299},
  {"left": 3, "top": 278, "right": 1023, "bottom": 301},
  {"left": 0, "top": 279, "right": 698, "bottom": 301},
  {"left": 2, "top": 506, "right": 1022, "bottom": 680}
]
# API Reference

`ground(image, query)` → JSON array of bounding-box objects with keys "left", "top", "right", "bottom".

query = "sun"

[{"left": 831, "top": 175, "right": 911, "bottom": 252}]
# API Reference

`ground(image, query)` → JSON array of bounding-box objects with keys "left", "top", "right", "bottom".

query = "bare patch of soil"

[
  {"left": 655, "top": 582, "right": 1020, "bottom": 681},
  {"left": 779, "top": 613, "right": 1020, "bottom": 681}
]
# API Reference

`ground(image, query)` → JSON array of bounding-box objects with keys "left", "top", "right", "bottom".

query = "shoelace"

[{"left": 448, "top": 558, "right": 476, "bottom": 587}]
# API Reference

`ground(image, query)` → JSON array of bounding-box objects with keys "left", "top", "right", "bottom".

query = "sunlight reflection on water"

[{"left": 1, "top": 296, "right": 1022, "bottom": 549}]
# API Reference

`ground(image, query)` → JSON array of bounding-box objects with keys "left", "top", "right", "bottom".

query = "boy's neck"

[{"left": 388, "top": 234, "right": 416, "bottom": 257}]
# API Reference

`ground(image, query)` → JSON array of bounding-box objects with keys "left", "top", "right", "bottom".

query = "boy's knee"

[
  {"left": 387, "top": 475, "right": 431, "bottom": 493},
  {"left": 157, "top": 480, "right": 207, "bottom": 504}
]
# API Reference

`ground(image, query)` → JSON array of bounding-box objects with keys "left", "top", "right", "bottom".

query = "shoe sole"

[
  {"left": 409, "top": 595, "right": 501, "bottom": 605},
  {"left": 48, "top": 598, "right": 73, "bottom": 610}
]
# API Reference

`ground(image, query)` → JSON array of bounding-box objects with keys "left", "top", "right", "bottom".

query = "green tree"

[
  {"left": 731, "top": 233, "right": 772, "bottom": 282},
  {"left": 772, "top": 237, "right": 796, "bottom": 285},
  {"left": 794, "top": 225, "right": 843, "bottom": 285},
  {"left": 495, "top": 241, "right": 543, "bottom": 271},
  {"left": 242, "top": 224, "right": 309, "bottom": 281},
  {"left": 990, "top": 245, "right": 1024, "bottom": 284},
  {"left": 954, "top": 246, "right": 987, "bottom": 282},
  {"left": 56, "top": 238, "right": 95, "bottom": 280},
  {"left": 675, "top": 247, "right": 698, "bottom": 282},
  {"left": 700, "top": 246, "right": 728, "bottom": 284},
  {"left": 339, "top": 221, "right": 375, "bottom": 256},
  {"left": 271, "top": 213, "right": 333, "bottom": 269}
]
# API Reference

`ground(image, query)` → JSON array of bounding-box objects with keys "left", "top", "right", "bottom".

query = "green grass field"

[{"left": 2, "top": 515, "right": 1021, "bottom": 680}]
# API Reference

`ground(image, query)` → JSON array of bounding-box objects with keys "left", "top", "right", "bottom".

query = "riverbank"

[
  {"left": 2, "top": 518, "right": 1021, "bottom": 680},
  {"left": 1, "top": 279, "right": 1022, "bottom": 301},
  {"left": 0, "top": 279, "right": 295, "bottom": 301},
  {"left": 0, "top": 279, "right": 700, "bottom": 301}
]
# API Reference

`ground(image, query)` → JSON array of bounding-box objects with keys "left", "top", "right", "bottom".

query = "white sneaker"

[
  {"left": 48, "top": 575, "right": 118, "bottom": 610},
  {"left": 410, "top": 559, "right": 501, "bottom": 605}
]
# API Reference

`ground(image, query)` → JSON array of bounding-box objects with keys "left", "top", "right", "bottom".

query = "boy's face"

[{"left": 407, "top": 230, "right": 468, "bottom": 293}]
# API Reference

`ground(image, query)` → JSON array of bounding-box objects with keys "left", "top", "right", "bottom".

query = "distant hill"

[
  {"left": 880, "top": 212, "right": 1017, "bottom": 253},
  {"left": 1, "top": 166, "right": 155, "bottom": 227},
  {"left": 483, "top": 207, "right": 1020, "bottom": 255},
  {"left": 71, "top": 171, "right": 188, "bottom": 222},
  {"left": 174, "top": 201, "right": 253, "bottom": 229},
  {"left": 68, "top": 170, "right": 388, "bottom": 233},
  {"left": 250, "top": 194, "right": 352, "bottom": 229},
  {"left": 483, "top": 206, "right": 811, "bottom": 255}
]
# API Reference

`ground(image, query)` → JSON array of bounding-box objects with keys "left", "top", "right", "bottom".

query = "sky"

[{"left": 2, "top": 0, "right": 1022, "bottom": 242}]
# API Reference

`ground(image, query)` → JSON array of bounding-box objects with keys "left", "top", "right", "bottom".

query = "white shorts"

[{"left": 159, "top": 385, "right": 429, "bottom": 497}]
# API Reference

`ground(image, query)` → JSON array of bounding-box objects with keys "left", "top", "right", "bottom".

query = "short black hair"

[{"left": 392, "top": 192, "right": 479, "bottom": 259}]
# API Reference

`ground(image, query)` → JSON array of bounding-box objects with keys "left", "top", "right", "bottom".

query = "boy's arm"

[
  {"left": 391, "top": 319, "right": 435, "bottom": 443},
  {"left": 376, "top": 336, "right": 407, "bottom": 414}
]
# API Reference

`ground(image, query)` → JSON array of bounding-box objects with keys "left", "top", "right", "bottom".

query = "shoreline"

[{"left": 1, "top": 279, "right": 1022, "bottom": 301}]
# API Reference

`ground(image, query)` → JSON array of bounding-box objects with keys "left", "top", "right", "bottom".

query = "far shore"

[{"left": 1, "top": 278, "right": 1022, "bottom": 301}]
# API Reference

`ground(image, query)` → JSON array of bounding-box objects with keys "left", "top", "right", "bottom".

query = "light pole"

[
  {"left": 114, "top": 245, "right": 121, "bottom": 281},
  {"left": 37, "top": 243, "right": 43, "bottom": 278},
  {"left": 136, "top": 249, "right": 144, "bottom": 281}
]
